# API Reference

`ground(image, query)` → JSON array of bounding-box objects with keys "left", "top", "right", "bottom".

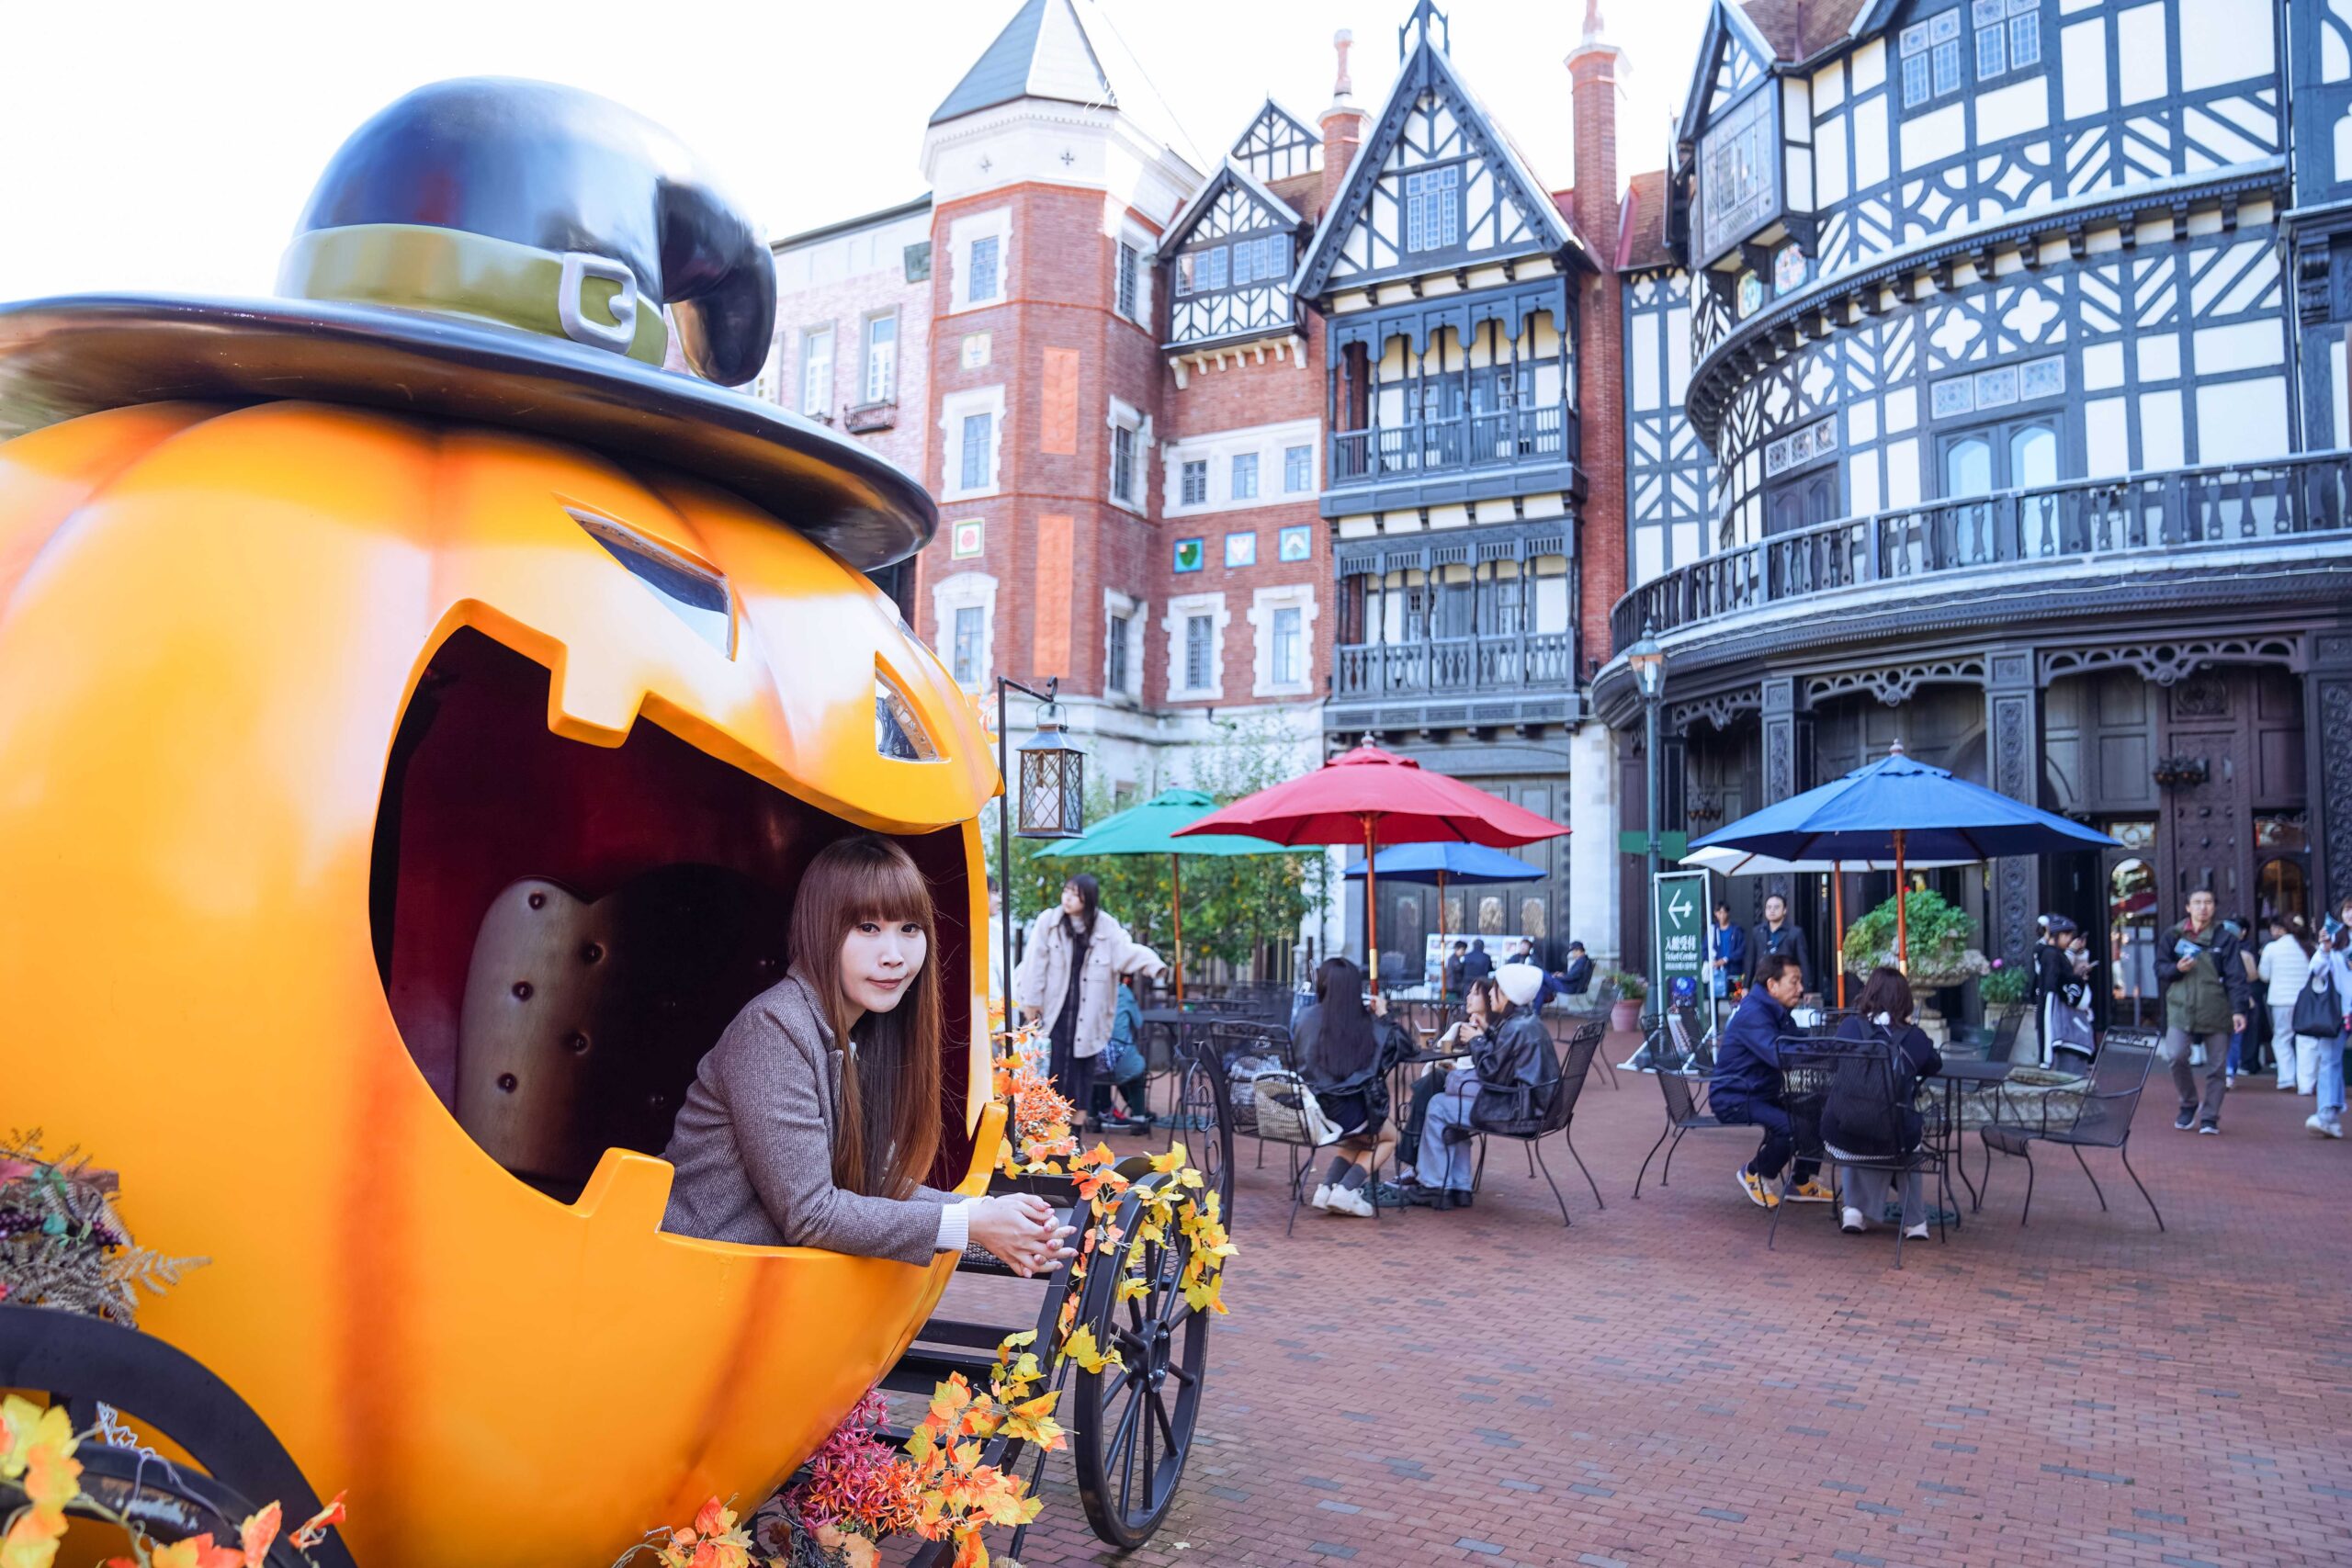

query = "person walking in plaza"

[
  {"left": 1442, "top": 939, "right": 1469, "bottom": 1007},
  {"left": 2258, "top": 914, "right": 2314, "bottom": 1093},
  {"left": 1463, "top": 938, "right": 1494, "bottom": 986},
  {"left": 1293, "top": 956, "right": 1410, "bottom": 1217},
  {"left": 2293, "top": 916, "right": 2351, "bottom": 1138},
  {"left": 1417, "top": 963, "right": 1560, "bottom": 1211},
  {"left": 1743, "top": 893, "right": 1814, "bottom": 998},
  {"left": 1711, "top": 950, "right": 1837, "bottom": 1208},
  {"left": 1013, "top": 873, "right": 1165, "bottom": 1120},
  {"left": 1825, "top": 966, "right": 1942, "bottom": 1241},
  {"left": 1709, "top": 901, "right": 1747, "bottom": 1006},
  {"left": 2156, "top": 887, "right": 2251, "bottom": 1134}
]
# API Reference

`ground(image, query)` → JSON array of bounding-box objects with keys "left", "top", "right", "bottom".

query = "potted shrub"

[
  {"left": 1838, "top": 889, "right": 1990, "bottom": 989},
  {"left": 1604, "top": 971, "right": 1647, "bottom": 1032}
]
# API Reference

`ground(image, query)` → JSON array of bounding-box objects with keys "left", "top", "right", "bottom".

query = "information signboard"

[{"left": 1652, "top": 869, "right": 1713, "bottom": 1007}]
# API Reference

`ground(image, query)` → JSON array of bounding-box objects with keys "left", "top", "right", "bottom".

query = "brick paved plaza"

[{"left": 994, "top": 1045, "right": 2352, "bottom": 1568}]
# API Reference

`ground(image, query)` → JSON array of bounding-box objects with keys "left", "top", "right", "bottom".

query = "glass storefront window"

[
  {"left": 2257, "top": 858, "right": 2308, "bottom": 925},
  {"left": 2109, "top": 855, "right": 2159, "bottom": 1022}
]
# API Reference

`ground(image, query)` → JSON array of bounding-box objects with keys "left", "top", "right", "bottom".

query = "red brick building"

[{"left": 767, "top": 0, "right": 1662, "bottom": 971}]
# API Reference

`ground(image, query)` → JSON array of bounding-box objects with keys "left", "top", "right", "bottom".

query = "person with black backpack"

[
  {"left": 1823, "top": 966, "right": 1943, "bottom": 1240},
  {"left": 2291, "top": 911, "right": 2351, "bottom": 1139}
]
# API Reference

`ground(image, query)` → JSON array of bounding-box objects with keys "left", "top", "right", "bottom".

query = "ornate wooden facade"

[{"left": 1597, "top": 0, "right": 2352, "bottom": 1004}]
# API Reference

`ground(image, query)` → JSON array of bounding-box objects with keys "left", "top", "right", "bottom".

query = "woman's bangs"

[{"left": 840, "top": 852, "right": 934, "bottom": 931}]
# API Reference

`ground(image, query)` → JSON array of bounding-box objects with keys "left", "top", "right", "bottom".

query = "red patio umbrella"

[{"left": 1175, "top": 739, "right": 1569, "bottom": 982}]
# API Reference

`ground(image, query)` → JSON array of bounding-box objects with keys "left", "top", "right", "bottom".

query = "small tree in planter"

[{"left": 1839, "top": 889, "right": 1990, "bottom": 989}]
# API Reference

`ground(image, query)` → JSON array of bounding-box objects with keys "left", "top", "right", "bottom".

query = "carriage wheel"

[
  {"left": 1174, "top": 1053, "right": 1235, "bottom": 1215},
  {"left": 1070, "top": 1176, "right": 1211, "bottom": 1549}
]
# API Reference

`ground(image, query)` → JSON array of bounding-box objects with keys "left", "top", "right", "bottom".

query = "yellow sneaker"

[
  {"left": 1786, "top": 1178, "right": 1838, "bottom": 1204},
  {"left": 1736, "top": 1168, "right": 1781, "bottom": 1209}
]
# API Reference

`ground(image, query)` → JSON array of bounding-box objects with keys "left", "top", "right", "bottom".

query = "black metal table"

[{"left": 1928, "top": 1056, "right": 2016, "bottom": 1214}]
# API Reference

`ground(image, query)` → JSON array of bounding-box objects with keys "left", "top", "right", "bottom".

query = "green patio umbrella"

[{"left": 1038, "top": 787, "right": 1289, "bottom": 1005}]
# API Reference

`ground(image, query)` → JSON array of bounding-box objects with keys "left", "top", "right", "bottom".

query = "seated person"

[
  {"left": 1088, "top": 975, "right": 1153, "bottom": 1133},
  {"left": 1824, "top": 965, "right": 1942, "bottom": 1241},
  {"left": 662, "top": 835, "right": 1072, "bottom": 1276},
  {"left": 1293, "top": 956, "right": 1410, "bottom": 1218},
  {"left": 1417, "top": 964, "right": 1560, "bottom": 1211},
  {"left": 1710, "top": 950, "right": 1838, "bottom": 1209},
  {"left": 1396, "top": 976, "right": 1499, "bottom": 1191},
  {"left": 1559, "top": 941, "right": 1594, "bottom": 994}
]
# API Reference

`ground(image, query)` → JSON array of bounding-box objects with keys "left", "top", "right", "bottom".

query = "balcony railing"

[
  {"left": 1333, "top": 630, "right": 1577, "bottom": 701},
  {"left": 1609, "top": 451, "right": 2352, "bottom": 652},
  {"left": 1329, "top": 405, "right": 1568, "bottom": 487}
]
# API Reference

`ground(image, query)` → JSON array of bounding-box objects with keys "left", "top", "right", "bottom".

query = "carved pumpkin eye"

[
  {"left": 569, "top": 508, "right": 733, "bottom": 656},
  {"left": 875, "top": 666, "right": 939, "bottom": 761}
]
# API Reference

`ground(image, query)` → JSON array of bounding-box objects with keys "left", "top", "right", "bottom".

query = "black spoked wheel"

[
  {"left": 1070, "top": 1174, "right": 1211, "bottom": 1549},
  {"left": 1174, "top": 1053, "right": 1235, "bottom": 1214}
]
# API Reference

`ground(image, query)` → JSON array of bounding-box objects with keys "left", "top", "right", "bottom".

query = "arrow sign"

[{"left": 1652, "top": 869, "right": 1712, "bottom": 1007}]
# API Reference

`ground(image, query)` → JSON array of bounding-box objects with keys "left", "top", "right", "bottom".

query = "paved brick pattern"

[{"left": 989, "top": 1048, "right": 2352, "bottom": 1566}]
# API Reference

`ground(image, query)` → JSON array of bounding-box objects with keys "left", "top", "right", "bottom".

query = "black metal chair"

[
  {"left": 1469, "top": 1021, "right": 1607, "bottom": 1225},
  {"left": 1552, "top": 1006, "right": 1616, "bottom": 1089},
  {"left": 1632, "top": 1014, "right": 1751, "bottom": 1199},
  {"left": 1790, "top": 1035, "right": 1948, "bottom": 1268},
  {"left": 1977, "top": 1031, "right": 2164, "bottom": 1231}
]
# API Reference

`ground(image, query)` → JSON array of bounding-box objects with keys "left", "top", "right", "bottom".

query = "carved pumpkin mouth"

[{"left": 368, "top": 625, "right": 974, "bottom": 1204}]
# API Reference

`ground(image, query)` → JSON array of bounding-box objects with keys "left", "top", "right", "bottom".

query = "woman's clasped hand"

[{"left": 966, "top": 1190, "right": 1077, "bottom": 1278}]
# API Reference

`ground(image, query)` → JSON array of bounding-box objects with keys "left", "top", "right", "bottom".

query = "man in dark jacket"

[
  {"left": 1442, "top": 940, "right": 1468, "bottom": 1004},
  {"left": 1710, "top": 951, "right": 1834, "bottom": 1208},
  {"left": 2156, "top": 887, "right": 2252, "bottom": 1134},
  {"left": 1743, "top": 893, "right": 1813, "bottom": 997},
  {"left": 1463, "top": 939, "right": 1494, "bottom": 985},
  {"left": 1556, "top": 941, "right": 1594, "bottom": 996}
]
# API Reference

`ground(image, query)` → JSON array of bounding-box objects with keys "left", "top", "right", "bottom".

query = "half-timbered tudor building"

[{"left": 1594, "top": 0, "right": 2352, "bottom": 1027}]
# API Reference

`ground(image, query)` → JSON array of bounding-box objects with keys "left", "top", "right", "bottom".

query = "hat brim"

[{"left": 0, "top": 294, "right": 935, "bottom": 570}]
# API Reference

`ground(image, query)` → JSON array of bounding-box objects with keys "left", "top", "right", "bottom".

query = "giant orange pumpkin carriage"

[{"left": 0, "top": 81, "right": 1216, "bottom": 1568}]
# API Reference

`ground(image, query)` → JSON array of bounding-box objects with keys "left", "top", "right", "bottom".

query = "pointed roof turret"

[{"left": 928, "top": 0, "right": 1200, "bottom": 166}]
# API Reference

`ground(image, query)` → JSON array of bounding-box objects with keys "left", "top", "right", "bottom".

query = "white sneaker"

[
  {"left": 1310, "top": 1182, "right": 1334, "bottom": 1210},
  {"left": 2330, "top": 1122, "right": 2346, "bottom": 1141},
  {"left": 1326, "top": 1186, "right": 1375, "bottom": 1218},
  {"left": 2308, "top": 1115, "right": 2331, "bottom": 1138},
  {"left": 1904, "top": 1224, "right": 1931, "bottom": 1241},
  {"left": 2278, "top": 1078, "right": 2297, "bottom": 1091},
  {"left": 1840, "top": 1208, "right": 1867, "bottom": 1235}
]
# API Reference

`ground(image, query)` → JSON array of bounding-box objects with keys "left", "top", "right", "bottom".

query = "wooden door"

[{"left": 2161, "top": 672, "right": 2250, "bottom": 916}]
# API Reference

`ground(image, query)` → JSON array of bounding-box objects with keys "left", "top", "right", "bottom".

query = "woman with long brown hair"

[{"left": 662, "top": 835, "right": 1071, "bottom": 1274}]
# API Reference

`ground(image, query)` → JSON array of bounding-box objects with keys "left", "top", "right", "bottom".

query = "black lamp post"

[
  {"left": 1627, "top": 623, "right": 1667, "bottom": 1021},
  {"left": 996, "top": 675, "right": 1086, "bottom": 1010}
]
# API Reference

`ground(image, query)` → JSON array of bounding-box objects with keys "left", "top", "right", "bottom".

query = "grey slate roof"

[{"left": 930, "top": 0, "right": 1115, "bottom": 125}]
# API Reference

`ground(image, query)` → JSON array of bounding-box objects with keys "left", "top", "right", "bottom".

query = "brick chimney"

[
  {"left": 1566, "top": 0, "right": 1628, "bottom": 661},
  {"left": 1317, "top": 28, "right": 1365, "bottom": 220}
]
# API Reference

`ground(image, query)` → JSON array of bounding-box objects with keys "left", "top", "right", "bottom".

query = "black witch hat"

[{"left": 0, "top": 79, "right": 933, "bottom": 569}]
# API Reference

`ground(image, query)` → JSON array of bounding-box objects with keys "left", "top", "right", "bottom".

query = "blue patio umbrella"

[
  {"left": 1340, "top": 841, "right": 1547, "bottom": 885},
  {"left": 1690, "top": 740, "right": 2118, "bottom": 970},
  {"left": 1341, "top": 843, "right": 1546, "bottom": 974}
]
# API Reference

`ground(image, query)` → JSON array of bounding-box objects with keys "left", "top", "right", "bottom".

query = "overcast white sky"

[{"left": 0, "top": 0, "right": 1711, "bottom": 301}]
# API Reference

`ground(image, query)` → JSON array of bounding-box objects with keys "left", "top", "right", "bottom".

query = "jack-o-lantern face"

[{"left": 0, "top": 398, "right": 1000, "bottom": 1568}]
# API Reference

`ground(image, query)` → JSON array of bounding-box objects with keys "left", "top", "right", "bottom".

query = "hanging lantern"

[{"left": 1014, "top": 698, "right": 1086, "bottom": 838}]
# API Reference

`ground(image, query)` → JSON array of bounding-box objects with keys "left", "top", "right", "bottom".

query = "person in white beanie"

[{"left": 1413, "top": 962, "right": 1561, "bottom": 1210}]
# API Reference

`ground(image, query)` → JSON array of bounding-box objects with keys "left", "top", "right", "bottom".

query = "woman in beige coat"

[{"left": 1014, "top": 873, "right": 1164, "bottom": 1126}]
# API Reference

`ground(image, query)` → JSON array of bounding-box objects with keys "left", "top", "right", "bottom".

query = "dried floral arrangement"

[
  {"left": 619, "top": 1027, "right": 1235, "bottom": 1568},
  {"left": 0, "top": 1132, "right": 205, "bottom": 1325}
]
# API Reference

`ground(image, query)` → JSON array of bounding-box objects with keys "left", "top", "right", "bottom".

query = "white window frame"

[
  {"left": 860, "top": 310, "right": 899, "bottom": 406},
  {"left": 930, "top": 571, "right": 998, "bottom": 694},
  {"left": 1283, "top": 443, "right": 1314, "bottom": 493},
  {"left": 1105, "top": 397, "right": 1149, "bottom": 513},
  {"left": 1110, "top": 214, "right": 1157, "bottom": 329},
  {"left": 938, "top": 384, "right": 1007, "bottom": 501},
  {"left": 1248, "top": 584, "right": 1318, "bottom": 698},
  {"left": 949, "top": 209, "right": 1012, "bottom": 314},
  {"left": 1102, "top": 587, "right": 1145, "bottom": 702},
  {"left": 1161, "top": 416, "right": 1321, "bottom": 517},
  {"left": 1162, "top": 591, "right": 1228, "bottom": 702},
  {"left": 799, "top": 323, "right": 834, "bottom": 418}
]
